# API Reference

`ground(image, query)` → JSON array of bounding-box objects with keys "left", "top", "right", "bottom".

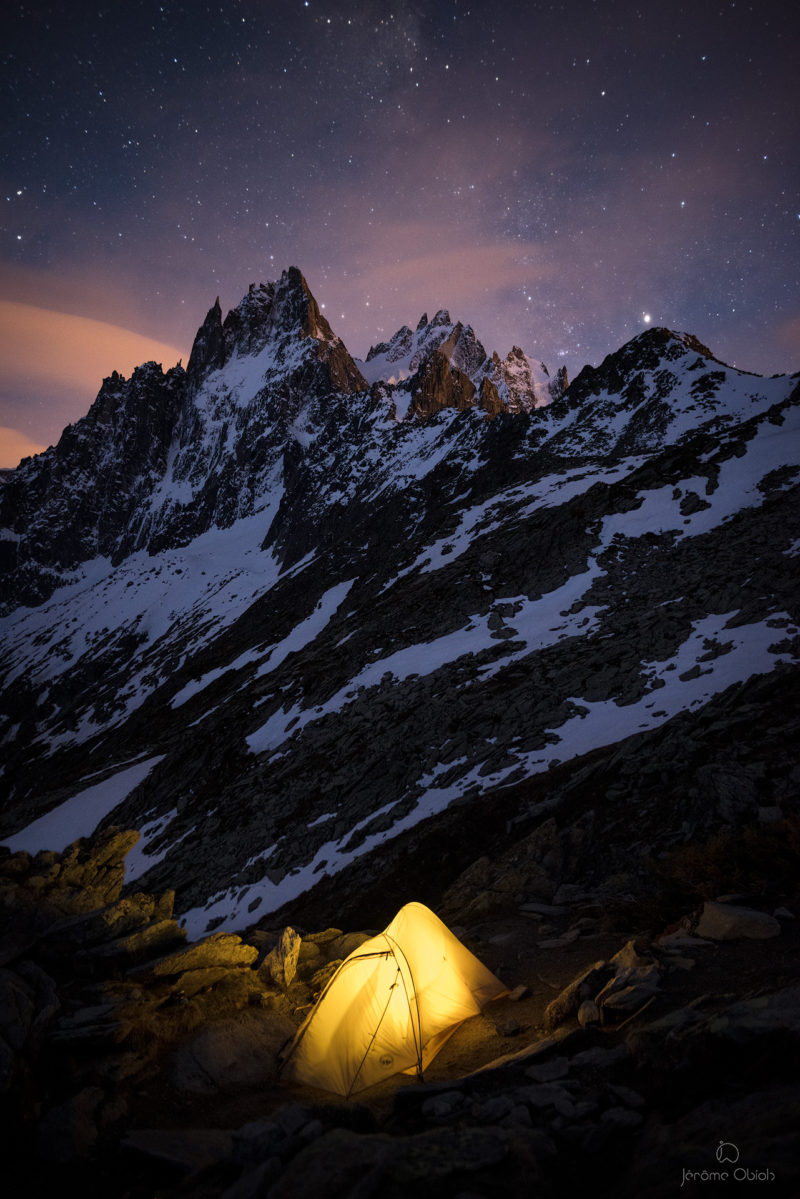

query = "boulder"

[
  {"left": 37, "top": 1086, "right": 105, "bottom": 1162},
  {"left": 610, "top": 939, "right": 653, "bottom": 970},
  {"left": 172, "top": 1009, "right": 296, "bottom": 1094},
  {"left": 695, "top": 901, "right": 781, "bottom": 941},
  {"left": 124, "top": 1128, "right": 234, "bottom": 1172},
  {"left": 543, "top": 961, "right": 612, "bottom": 1030},
  {"left": 577, "top": 999, "right": 601, "bottom": 1027},
  {"left": 128, "top": 931, "right": 257, "bottom": 980},
  {"left": 77, "top": 918, "right": 186, "bottom": 966},
  {"left": 300, "top": 927, "right": 342, "bottom": 947},
  {"left": 595, "top": 964, "right": 661, "bottom": 1013},
  {"left": 327, "top": 930, "right": 370, "bottom": 960},
  {"left": 261, "top": 927, "right": 301, "bottom": 990},
  {"left": 42, "top": 892, "right": 159, "bottom": 951},
  {"left": 268, "top": 1124, "right": 543, "bottom": 1198}
]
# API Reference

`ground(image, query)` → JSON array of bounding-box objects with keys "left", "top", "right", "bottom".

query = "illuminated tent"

[{"left": 281, "top": 901, "right": 506, "bottom": 1097}]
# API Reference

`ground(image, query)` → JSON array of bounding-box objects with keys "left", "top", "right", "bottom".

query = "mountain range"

[{"left": 1, "top": 266, "right": 798, "bottom": 937}]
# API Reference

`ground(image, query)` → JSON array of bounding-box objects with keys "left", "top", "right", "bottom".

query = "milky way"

[{"left": 1, "top": 0, "right": 798, "bottom": 464}]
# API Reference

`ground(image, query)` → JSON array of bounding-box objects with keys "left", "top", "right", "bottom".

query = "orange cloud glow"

[
  {"left": 0, "top": 301, "right": 186, "bottom": 395},
  {"left": 0, "top": 301, "right": 187, "bottom": 469},
  {"left": 0, "top": 426, "right": 48, "bottom": 469}
]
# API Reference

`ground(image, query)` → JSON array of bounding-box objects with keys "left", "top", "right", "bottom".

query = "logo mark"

[{"left": 716, "top": 1141, "right": 740, "bottom": 1164}]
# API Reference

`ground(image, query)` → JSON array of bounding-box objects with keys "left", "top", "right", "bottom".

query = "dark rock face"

[
  {"left": 0, "top": 363, "right": 184, "bottom": 606},
  {"left": 410, "top": 347, "right": 478, "bottom": 418}
]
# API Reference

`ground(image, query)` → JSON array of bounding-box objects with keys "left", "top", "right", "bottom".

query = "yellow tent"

[{"left": 282, "top": 902, "right": 507, "bottom": 1097}]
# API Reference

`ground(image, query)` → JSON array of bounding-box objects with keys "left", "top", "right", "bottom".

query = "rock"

[
  {"left": 665, "top": 954, "right": 695, "bottom": 971},
  {"left": 49, "top": 1003, "right": 133, "bottom": 1048},
  {"left": 168, "top": 966, "right": 232, "bottom": 997},
  {"left": 507, "top": 984, "right": 530, "bottom": 1002},
  {"left": 543, "top": 961, "right": 612, "bottom": 1029},
  {"left": 124, "top": 1128, "right": 234, "bottom": 1171},
  {"left": 655, "top": 930, "right": 712, "bottom": 949},
  {"left": 552, "top": 884, "right": 589, "bottom": 904},
  {"left": 261, "top": 927, "right": 301, "bottom": 990},
  {"left": 65, "top": 828, "right": 141, "bottom": 908},
  {"left": 222, "top": 1159, "right": 282, "bottom": 1199},
  {"left": 423, "top": 1090, "right": 465, "bottom": 1119},
  {"left": 695, "top": 901, "right": 781, "bottom": 941},
  {"left": 172, "top": 1009, "right": 296, "bottom": 1094},
  {"left": 537, "top": 930, "right": 581, "bottom": 948},
  {"left": 300, "top": 927, "right": 343, "bottom": 946},
  {"left": 518, "top": 902, "right": 567, "bottom": 917},
  {"left": 15, "top": 959, "right": 59, "bottom": 1044},
  {"left": 479, "top": 375, "right": 503, "bottom": 418},
  {"left": 774, "top": 906, "right": 795, "bottom": 919},
  {"left": 706, "top": 983, "right": 800, "bottom": 1044},
  {"left": 296, "top": 940, "right": 324, "bottom": 979},
  {"left": 327, "top": 931, "right": 371, "bottom": 959},
  {"left": 472, "top": 1094, "right": 513, "bottom": 1122},
  {"left": 569, "top": 1043, "right": 629, "bottom": 1071},
  {"left": 517, "top": 1081, "right": 573, "bottom": 1108},
  {"left": 466, "top": 1028, "right": 581, "bottom": 1077},
  {"left": 42, "top": 892, "right": 158, "bottom": 951},
  {"left": 76, "top": 918, "right": 186, "bottom": 966},
  {"left": 37, "top": 1086, "right": 105, "bottom": 1162},
  {"left": 268, "top": 1125, "right": 542, "bottom": 1198},
  {"left": 503, "top": 1103, "right": 533, "bottom": 1128},
  {"left": 0, "top": 967, "right": 35, "bottom": 1054},
  {"left": 608, "top": 1083, "right": 645, "bottom": 1109},
  {"left": 610, "top": 939, "right": 652, "bottom": 970},
  {"left": 231, "top": 1118, "right": 283, "bottom": 1167},
  {"left": 526, "top": 1056, "right": 569, "bottom": 1082},
  {"left": 599, "top": 985, "right": 658, "bottom": 1014},
  {"left": 308, "top": 959, "right": 341, "bottom": 993},
  {"left": 0, "top": 852, "right": 31, "bottom": 879},
  {"left": 497, "top": 1017, "right": 524, "bottom": 1037},
  {"left": 577, "top": 999, "right": 601, "bottom": 1027},
  {"left": 600, "top": 1105, "right": 643, "bottom": 1130},
  {"left": 596, "top": 964, "right": 661, "bottom": 1005},
  {"left": 624, "top": 1083, "right": 800, "bottom": 1196},
  {"left": 129, "top": 930, "right": 257, "bottom": 980}
]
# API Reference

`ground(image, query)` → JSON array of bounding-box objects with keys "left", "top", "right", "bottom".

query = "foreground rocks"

[{"left": 1, "top": 825, "right": 799, "bottom": 1197}]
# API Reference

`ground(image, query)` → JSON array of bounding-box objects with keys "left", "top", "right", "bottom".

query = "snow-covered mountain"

[
  {"left": 1, "top": 268, "right": 798, "bottom": 938},
  {"left": 355, "top": 310, "right": 566, "bottom": 417}
]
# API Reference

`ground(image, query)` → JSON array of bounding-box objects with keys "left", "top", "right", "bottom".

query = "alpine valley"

[
  {"left": 2, "top": 268, "right": 800, "bottom": 1197},
  {"left": 1, "top": 266, "right": 799, "bottom": 934}
]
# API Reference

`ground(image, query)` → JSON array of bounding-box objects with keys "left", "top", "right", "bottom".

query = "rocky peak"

[
  {"left": 267, "top": 266, "right": 335, "bottom": 344},
  {"left": 185, "top": 298, "right": 225, "bottom": 386},
  {"left": 408, "top": 347, "right": 477, "bottom": 419},
  {"left": 366, "top": 325, "right": 413, "bottom": 364},
  {"left": 442, "top": 323, "right": 489, "bottom": 378},
  {"left": 496, "top": 345, "right": 561, "bottom": 412},
  {"left": 415, "top": 313, "right": 429, "bottom": 331},
  {"left": 185, "top": 268, "right": 364, "bottom": 394}
]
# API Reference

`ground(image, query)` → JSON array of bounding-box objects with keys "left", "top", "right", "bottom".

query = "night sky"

[{"left": 2, "top": 0, "right": 798, "bottom": 467}]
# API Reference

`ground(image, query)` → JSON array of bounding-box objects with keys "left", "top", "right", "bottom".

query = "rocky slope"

[
  {"left": 0, "top": 267, "right": 798, "bottom": 945},
  {"left": 2, "top": 825, "right": 798, "bottom": 1197}
]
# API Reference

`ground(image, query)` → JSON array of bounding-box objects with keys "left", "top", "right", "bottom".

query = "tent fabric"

[{"left": 281, "top": 902, "right": 507, "bottom": 1096}]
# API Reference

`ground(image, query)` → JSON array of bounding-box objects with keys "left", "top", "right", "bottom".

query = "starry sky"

[{"left": 1, "top": 0, "right": 798, "bottom": 467}]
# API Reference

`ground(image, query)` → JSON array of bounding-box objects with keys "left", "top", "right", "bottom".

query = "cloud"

[
  {"left": 0, "top": 301, "right": 186, "bottom": 390},
  {"left": 0, "top": 426, "right": 48, "bottom": 470},
  {"left": 360, "top": 231, "right": 556, "bottom": 307},
  {"left": 775, "top": 314, "right": 800, "bottom": 362},
  {"left": 0, "top": 302, "right": 187, "bottom": 448}
]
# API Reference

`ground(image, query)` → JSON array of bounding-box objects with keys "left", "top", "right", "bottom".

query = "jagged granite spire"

[
  {"left": 185, "top": 268, "right": 365, "bottom": 395},
  {"left": 185, "top": 297, "right": 225, "bottom": 385}
]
